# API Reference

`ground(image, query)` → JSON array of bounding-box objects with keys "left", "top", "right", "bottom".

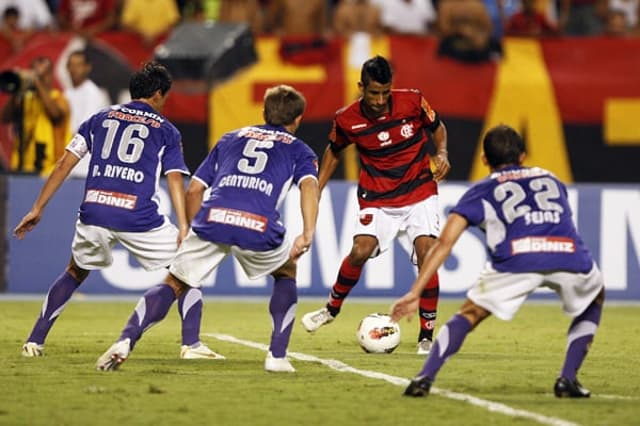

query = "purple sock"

[
  {"left": 178, "top": 288, "right": 203, "bottom": 346},
  {"left": 560, "top": 300, "right": 602, "bottom": 380},
  {"left": 268, "top": 278, "right": 297, "bottom": 358},
  {"left": 27, "top": 271, "right": 80, "bottom": 344},
  {"left": 119, "top": 284, "right": 176, "bottom": 350},
  {"left": 417, "top": 314, "right": 472, "bottom": 381}
]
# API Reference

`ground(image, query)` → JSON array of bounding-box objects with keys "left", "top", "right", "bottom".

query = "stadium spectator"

[
  {"left": 370, "top": 0, "right": 437, "bottom": 35},
  {"left": 96, "top": 84, "right": 319, "bottom": 373},
  {"left": 217, "top": 0, "right": 264, "bottom": 34},
  {"left": 393, "top": 124, "right": 605, "bottom": 398},
  {"left": 0, "top": 0, "right": 53, "bottom": 30},
  {"left": 0, "top": 56, "right": 71, "bottom": 175},
  {"left": 0, "top": 6, "right": 33, "bottom": 53},
  {"left": 15, "top": 61, "right": 221, "bottom": 361},
  {"left": 265, "top": 0, "right": 328, "bottom": 35},
  {"left": 558, "top": 0, "right": 607, "bottom": 35},
  {"left": 436, "top": 0, "right": 503, "bottom": 63},
  {"left": 609, "top": 0, "right": 640, "bottom": 34},
  {"left": 604, "top": 7, "right": 632, "bottom": 35},
  {"left": 505, "top": 0, "right": 559, "bottom": 37},
  {"left": 120, "top": 0, "right": 181, "bottom": 47},
  {"left": 63, "top": 50, "right": 111, "bottom": 178},
  {"left": 333, "top": 0, "right": 382, "bottom": 38},
  {"left": 301, "top": 55, "right": 449, "bottom": 355},
  {"left": 56, "top": 0, "right": 118, "bottom": 39}
]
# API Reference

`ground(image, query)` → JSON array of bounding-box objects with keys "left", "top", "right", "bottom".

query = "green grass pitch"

[{"left": 1, "top": 298, "right": 638, "bottom": 426}]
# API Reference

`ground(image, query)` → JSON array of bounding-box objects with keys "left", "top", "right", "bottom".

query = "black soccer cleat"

[
  {"left": 554, "top": 377, "right": 591, "bottom": 398},
  {"left": 404, "top": 375, "right": 433, "bottom": 397}
]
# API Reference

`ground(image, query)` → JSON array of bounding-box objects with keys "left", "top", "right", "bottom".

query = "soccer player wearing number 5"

[
  {"left": 15, "top": 62, "right": 220, "bottom": 361},
  {"left": 391, "top": 125, "right": 605, "bottom": 398},
  {"left": 97, "top": 85, "right": 319, "bottom": 372},
  {"left": 302, "top": 55, "right": 450, "bottom": 355}
]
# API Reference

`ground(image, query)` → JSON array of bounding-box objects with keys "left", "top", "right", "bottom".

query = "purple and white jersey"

[
  {"left": 451, "top": 166, "right": 594, "bottom": 273},
  {"left": 191, "top": 124, "right": 318, "bottom": 251},
  {"left": 66, "top": 100, "right": 189, "bottom": 232}
]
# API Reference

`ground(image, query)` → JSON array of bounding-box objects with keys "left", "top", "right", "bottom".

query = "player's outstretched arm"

[
  {"left": 166, "top": 171, "right": 188, "bottom": 243},
  {"left": 390, "top": 213, "right": 468, "bottom": 322},
  {"left": 317, "top": 145, "right": 340, "bottom": 194},
  {"left": 185, "top": 178, "right": 206, "bottom": 224},
  {"left": 290, "top": 176, "right": 319, "bottom": 259},
  {"left": 13, "top": 151, "right": 79, "bottom": 240},
  {"left": 432, "top": 122, "right": 450, "bottom": 182}
]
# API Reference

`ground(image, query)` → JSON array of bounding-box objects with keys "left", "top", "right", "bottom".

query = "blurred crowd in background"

[{"left": 1, "top": 0, "right": 639, "bottom": 57}]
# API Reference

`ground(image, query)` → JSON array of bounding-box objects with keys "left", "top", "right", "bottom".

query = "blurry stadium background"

[{"left": 1, "top": 27, "right": 638, "bottom": 299}]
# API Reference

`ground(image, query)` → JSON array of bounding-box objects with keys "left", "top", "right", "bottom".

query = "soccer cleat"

[
  {"left": 404, "top": 375, "right": 433, "bottom": 397},
  {"left": 416, "top": 338, "right": 432, "bottom": 355},
  {"left": 22, "top": 342, "right": 44, "bottom": 357},
  {"left": 264, "top": 352, "right": 296, "bottom": 373},
  {"left": 554, "top": 377, "right": 591, "bottom": 398},
  {"left": 96, "top": 338, "right": 131, "bottom": 371},
  {"left": 180, "top": 342, "right": 225, "bottom": 360},
  {"left": 301, "top": 307, "right": 334, "bottom": 332}
]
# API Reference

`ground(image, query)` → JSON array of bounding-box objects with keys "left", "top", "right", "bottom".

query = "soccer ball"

[{"left": 356, "top": 313, "right": 401, "bottom": 354}]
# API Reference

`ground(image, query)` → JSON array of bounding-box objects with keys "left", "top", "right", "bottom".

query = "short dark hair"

[
  {"left": 263, "top": 85, "right": 306, "bottom": 126},
  {"left": 129, "top": 61, "right": 172, "bottom": 100},
  {"left": 67, "top": 50, "right": 90, "bottom": 65},
  {"left": 3, "top": 6, "right": 19, "bottom": 19},
  {"left": 360, "top": 55, "right": 393, "bottom": 87},
  {"left": 482, "top": 124, "right": 526, "bottom": 168}
]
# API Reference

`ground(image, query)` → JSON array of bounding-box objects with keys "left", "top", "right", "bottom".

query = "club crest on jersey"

[
  {"left": 84, "top": 190, "right": 137, "bottom": 210},
  {"left": 400, "top": 124, "right": 414, "bottom": 138},
  {"left": 208, "top": 208, "right": 267, "bottom": 232},
  {"left": 359, "top": 213, "right": 374, "bottom": 226}
]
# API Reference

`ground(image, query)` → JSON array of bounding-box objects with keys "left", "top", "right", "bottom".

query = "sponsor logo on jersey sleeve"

[{"left": 420, "top": 97, "right": 436, "bottom": 122}]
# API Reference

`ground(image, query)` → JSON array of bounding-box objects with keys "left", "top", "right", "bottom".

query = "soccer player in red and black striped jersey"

[{"left": 301, "top": 55, "right": 451, "bottom": 354}]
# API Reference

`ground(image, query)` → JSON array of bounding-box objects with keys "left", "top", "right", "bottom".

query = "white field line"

[{"left": 204, "top": 333, "right": 579, "bottom": 426}]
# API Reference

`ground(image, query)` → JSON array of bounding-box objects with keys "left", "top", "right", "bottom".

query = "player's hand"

[
  {"left": 390, "top": 292, "right": 420, "bottom": 323},
  {"left": 289, "top": 234, "right": 311, "bottom": 260},
  {"left": 432, "top": 151, "right": 450, "bottom": 182},
  {"left": 13, "top": 209, "right": 42, "bottom": 240},
  {"left": 176, "top": 225, "right": 190, "bottom": 246}
]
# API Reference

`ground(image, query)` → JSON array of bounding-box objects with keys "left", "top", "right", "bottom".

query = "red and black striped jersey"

[{"left": 328, "top": 89, "right": 441, "bottom": 208}]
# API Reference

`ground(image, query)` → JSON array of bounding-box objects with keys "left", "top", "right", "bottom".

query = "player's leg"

[
  {"left": 301, "top": 234, "right": 377, "bottom": 332},
  {"left": 555, "top": 281, "right": 605, "bottom": 398},
  {"left": 176, "top": 287, "right": 224, "bottom": 359},
  {"left": 414, "top": 235, "right": 440, "bottom": 354},
  {"left": 266, "top": 261, "right": 298, "bottom": 372},
  {"left": 22, "top": 257, "right": 90, "bottom": 357},
  {"left": 405, "top": 299, "right": 490, "bottom": 397}
]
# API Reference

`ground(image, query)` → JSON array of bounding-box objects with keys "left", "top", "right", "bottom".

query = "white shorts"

[
  {"left": 355, "top": 196, "right": 441, "bottom": 258},
  {"left": 467, "top": 263, "right": 604, "bottom": 321},
  {"left": 169, "top": 229, "right": 292, "bottom": 287},
  {"left": 71, "top": 218, "right": 178, "bottom": 271}
]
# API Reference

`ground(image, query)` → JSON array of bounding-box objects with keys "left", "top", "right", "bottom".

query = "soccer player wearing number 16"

[
  {"left": 15, "top": 62, "right": 219, "bottom": 360},
  {"left": 392, "top": 125, "right": 605, "bottom": 398}
]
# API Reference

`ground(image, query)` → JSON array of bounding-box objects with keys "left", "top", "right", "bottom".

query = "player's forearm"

[
  {"left": 318, "top": 146, "right": 340, "bottom": 192},
  {"left": 185, "top": 180, "right": 205, "bottom": 223},
  {"left": 32, "top": 152, "right": 77, "bottom": 211},
  {"left": 299, "top": 177, "right": 320, "bottom": 241},
  {"left": 166, "top": 172, "right": 188, "bottom": 230},
  {"left": 433, "top": 122, "right": 448, "bottom": 155}
]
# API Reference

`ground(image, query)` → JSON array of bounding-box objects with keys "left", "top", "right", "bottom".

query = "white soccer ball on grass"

[{"left": 356, "top": 313, "right": 401, "bottom": 354}]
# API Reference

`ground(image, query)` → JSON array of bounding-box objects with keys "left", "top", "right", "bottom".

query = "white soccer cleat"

[
  {"left": 416, "top": 338, "right": 432, "bottom": 355},
  {"left": 301, "top": 307, "right": 334, "bottom": 332},
  {"left": 180, "top": 342, "right": 225, "bottom": 360},
  {"left": 96, "top": 338, "right": 131, "bottom": 371},
  {"left": 22, "top": 342, "right": 44, "bottom": 357},
  {"left": 264, "top": 352, "right": 295, "bottom": 373}
]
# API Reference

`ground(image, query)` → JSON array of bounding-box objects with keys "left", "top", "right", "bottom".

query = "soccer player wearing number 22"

[{"left": 15, "top": 62, "right": 220, "bottom": 360}]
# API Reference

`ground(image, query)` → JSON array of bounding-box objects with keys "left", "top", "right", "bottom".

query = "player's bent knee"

[
  {"left": 272, "top": 260, "right": 296, "bottom": 279},
  {"left": 67, "top": 258, "right": 89, "bottom": 282},
  {"left": 165, "top": 273, "right": 190, "bottom": 297}
]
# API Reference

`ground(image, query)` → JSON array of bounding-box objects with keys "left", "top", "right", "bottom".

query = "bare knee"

[
  {"left": 66, "top": 258, "right": 89, "bottom": 282},
  {"left": 165, "top": 274, "right": 191, "bottom": 298},
  {"left": 272, "top": 259, "right": 296, "bottom": 280},
  {"left": 348, "top": 236, "right": 378, "bottom": 266},
  {"left": 414, "top": 235, "right": 437, "bottom": 266},
  {"left": 458, "top": 299, "right": 491, "bottom": 329}
]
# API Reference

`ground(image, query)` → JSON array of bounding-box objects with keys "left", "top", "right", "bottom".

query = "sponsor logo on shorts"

[
  {"left": 511, "top": 236, "right": 575, "bottom": 255},
  {"left": 84, "top": 190, "right": 137, "bottom": 210},
  {"left": 359, "top": 213, "right": 373, "bottom": 226},
  {"left": 207, "top": 208, "right": 267, "bottom": 232}
]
